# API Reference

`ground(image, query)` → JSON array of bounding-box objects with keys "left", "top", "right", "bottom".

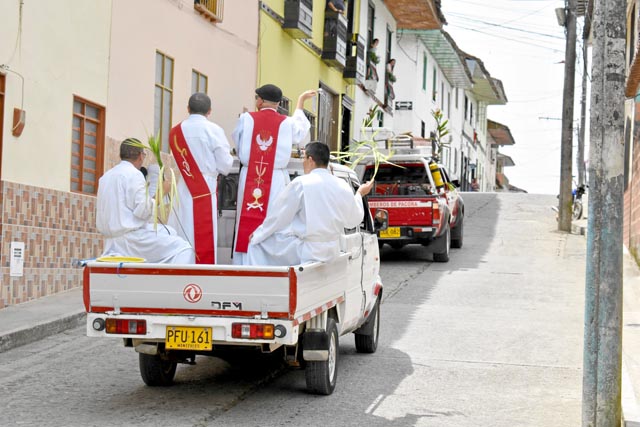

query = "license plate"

[
  {"left": 379, "top": 227, "right": 400, "bottom": 238},
  {"left": 165, "top": 326, "right": 212, "bottom": 351}
]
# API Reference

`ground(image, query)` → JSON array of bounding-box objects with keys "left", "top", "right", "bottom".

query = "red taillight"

[
  {"left": 105, "top": 318, "right": 146, "bottom": 335},
  {"left": 432, "top": 202, "right": 440, "bottom": 225},
  {"left": 232, "top": 323, "right": 274, "bottom": 339}
]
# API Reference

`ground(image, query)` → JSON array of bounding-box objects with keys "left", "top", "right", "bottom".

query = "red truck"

[{"left": 358, "top": 151, "right": 464, "bottom": 262}]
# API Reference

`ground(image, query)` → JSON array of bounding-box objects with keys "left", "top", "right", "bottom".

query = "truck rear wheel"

[
  {"left": 433, "top": 226, "right": 450, "bottom": 263},
  {"left": 139, "top": 353, "right": 177, "bottom": 386},
  {"left": 305, "top": 318, "right": 338, "bottom": 395},
  {"left": 451, "top": 219, "right": 463, "bottom": 249},
  {"left": 355, "top": 300, "right": 380, "bottom": 354}
]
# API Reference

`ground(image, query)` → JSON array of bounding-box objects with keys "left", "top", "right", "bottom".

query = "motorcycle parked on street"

[
  {"left": 551, "top": 183, "right": 587, "bottom": 220},
  {"left": 571, "top": 184, "right": 587, "bottom": 220}
]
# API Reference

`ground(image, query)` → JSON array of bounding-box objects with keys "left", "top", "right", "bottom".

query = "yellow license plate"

[
  {"left": 165, "top": 326, "right": 212, "bottom": 351},
  {"left": 379, "top": 227, "right": 401, "bottom": 238}
]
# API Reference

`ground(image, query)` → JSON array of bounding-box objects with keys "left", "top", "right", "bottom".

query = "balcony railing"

[
  {"left": 283, "top": 0, "right": 313, "bottom": 39},
  {"left": 194, "top": 0, "right": 224, "bottom": 23},
  {"left": 344, "top": 34, "right": 365, "bottom": 83},
  {"left": 321, "top": 10, "right": 347, "bottom": 69}
]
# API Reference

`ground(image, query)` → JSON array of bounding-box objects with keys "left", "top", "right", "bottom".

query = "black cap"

[{"left": 255, "top": 84, "right": 283, "bottom": 103}]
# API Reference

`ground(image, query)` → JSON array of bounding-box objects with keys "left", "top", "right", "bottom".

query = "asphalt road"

[{"left": 0, "top": 192, "right": 586, "bottom": 427}]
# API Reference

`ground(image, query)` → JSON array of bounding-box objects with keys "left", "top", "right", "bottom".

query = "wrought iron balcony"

[
  {"left": 344, "top": 34, "right": 365, "bottom": 83},
  {"left": 194, "top": 0, "right": 223, "bottom": 23},
  {"left": 282, "top": 0, "right": 313, "bottom": 39},
  {"left": 322, "top": 10, "right": 347, "bottom": 69}
]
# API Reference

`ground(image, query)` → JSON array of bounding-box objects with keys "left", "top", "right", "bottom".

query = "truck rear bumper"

[
  {"left": 379, "top": 225, "right": 448, "bottom": 251},
  {"left": 86, "top": 313, "right": 300, "bottom": 347}
]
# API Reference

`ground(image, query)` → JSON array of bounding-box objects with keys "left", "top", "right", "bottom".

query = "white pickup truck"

[{"left": 83, "top": 159, "right": 387, "bottom": 395}]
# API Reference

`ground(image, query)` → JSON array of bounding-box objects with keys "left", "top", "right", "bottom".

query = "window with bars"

[
  {"left": 191, "top": 69, "right": 208, "bottom": 94},
  {"left": 278, "top": 96, "right": 291, "bottom": 116},
  {"left": 194, "top": 0, "right": 224, "bottom": 23},
  {"left": 154, "top": 51, "right": 174, "bottom": 152},
  {"left": 71, "top": 97, "right": 104, "bottom": 195}
]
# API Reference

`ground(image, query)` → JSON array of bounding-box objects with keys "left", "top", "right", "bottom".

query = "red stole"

[
  {"left": 169, "top": 122, "right": 215, "bottom": 264},
  {"left": 235, "top": 109, "right": 287, "bottom": 252}
]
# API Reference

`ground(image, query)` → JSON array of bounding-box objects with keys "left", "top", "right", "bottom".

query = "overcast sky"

[{"left": 441, "top": 0, "right": 581, "bottom": 194}]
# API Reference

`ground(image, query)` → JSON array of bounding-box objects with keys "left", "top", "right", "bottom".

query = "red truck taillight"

[
  {"left": 105, "top": 318, "right": 147, "bottom": 335},
  {"left": 232, "top": 323, "right": 274, "bottom": 339},
  {"left": 432, "top": 202, "right": 440, "bottom": 225}
]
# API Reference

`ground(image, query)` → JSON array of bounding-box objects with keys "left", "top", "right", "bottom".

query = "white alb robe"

[
  {"left": 231, "top": 108, "right": 311, "bottom": 265},
  {"left": 167, "top": 114, "right": 234, "bottom": 264},
  {"left": 247, "top": 168, "right": 364, "bottom": 266},
  {"left": 96, "top": 161, "right": 194, "bottom": 264}
]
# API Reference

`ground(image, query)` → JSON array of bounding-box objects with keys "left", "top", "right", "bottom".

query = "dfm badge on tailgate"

[{"left": 183, "top": 284, "right": 203, "bottom": 303}]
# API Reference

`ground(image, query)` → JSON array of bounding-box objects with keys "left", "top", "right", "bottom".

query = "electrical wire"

[
  {"left": 447, "top": 12, "right": 564, "bottom": 40},
  {"left": 450, "top": 24, "right": 564, "bottom": 53}
]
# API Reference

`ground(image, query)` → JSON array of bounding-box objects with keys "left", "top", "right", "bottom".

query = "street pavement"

[{"left": 2, "top": 201, "right": 640, "bottom": 425}]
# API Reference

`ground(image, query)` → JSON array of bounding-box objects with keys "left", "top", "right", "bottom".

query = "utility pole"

[
  {"left": 582, "top": 0, "right": 626, "bottom": 425},
  {"left": 558, "top": 0, "right": 577, "bottom": 232},
  {"left": 577, "top": 22, "right": 588, "bottom": 188}
]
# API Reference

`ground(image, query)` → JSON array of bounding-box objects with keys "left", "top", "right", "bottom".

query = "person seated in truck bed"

[
  {"left": 246, "top": 142, "right": 373, "bottom": 266},
  {"left": 96, "top": 139, "right": 194, "bottom": 264}
]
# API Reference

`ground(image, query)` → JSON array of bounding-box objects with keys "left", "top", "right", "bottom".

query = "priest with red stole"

[
  {"left": 232, "top": 84, "right": 317, "bottom": 265},
  {"left": 168, "top": 93, "right": 233, "bottom": 264}
]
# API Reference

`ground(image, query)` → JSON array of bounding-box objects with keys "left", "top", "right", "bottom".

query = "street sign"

[{"left": 395, "top": 101, "right": 413, "bottom": 110}]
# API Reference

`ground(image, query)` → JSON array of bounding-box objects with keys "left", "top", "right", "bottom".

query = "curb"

[
  {"left": 0, "top": 311, "right": 86, "bottom": 354},
  {"left": 572, "top": 220, "right": 587, "bottom": 236}
]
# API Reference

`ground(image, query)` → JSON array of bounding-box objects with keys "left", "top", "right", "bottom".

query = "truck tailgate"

[
  {"left": 368, "top": 197, "right": 434, "bottom": 225},
  {"left": 84, "top": 263, "right": 294, "bottom": 318}
]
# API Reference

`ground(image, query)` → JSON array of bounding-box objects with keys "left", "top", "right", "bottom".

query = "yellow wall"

[{"left": 259, "top": 0, "right": 357, "bottom": 108}]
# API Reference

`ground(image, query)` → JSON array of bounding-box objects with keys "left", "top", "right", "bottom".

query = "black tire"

[
  {"left": 433, "top": 226, "right": 450, "bottom": 263},
  {"left": 572, "top": 200, "right": 583, "bottom": 220},
  {"left": 305, "top": 318, "right": 338, "bottom": 395},
  {"left": 355, "top": 300, "right": 380, "bottom": 354},
  {"left": 139, "top": 353, "right": 177, "bottom": 387},
  {"left": 451, "top": 219, "right": 464, "bottom": 249}
]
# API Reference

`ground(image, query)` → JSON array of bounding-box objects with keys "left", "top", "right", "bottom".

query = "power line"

[
  {"left": 450, "top": 24, "right": 564, "bottom": 53},
  {"left": 448, "top": 12, "right": 564, "bottom": 40}
]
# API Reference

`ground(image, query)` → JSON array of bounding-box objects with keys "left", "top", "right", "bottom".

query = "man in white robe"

[
  {"left": 247, "top": 142, "right": 374, "bottom": 266},
  {"left": 232, "top": 84, "right": 316, "bottom": 265},
  {"left": 168, "top": 93, "right": 234, "bottom": 264},
  {"left": 96, "top": 139, "right": 194, "bottom": 264}
]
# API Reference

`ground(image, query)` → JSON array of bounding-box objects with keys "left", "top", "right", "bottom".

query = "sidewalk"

[{"left": 0, "top": 287, "right": 85, "bottom": 353}]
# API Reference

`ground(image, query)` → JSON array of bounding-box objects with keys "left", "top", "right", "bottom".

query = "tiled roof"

[
  {"left": 385, "top": 0, "right": 445, "bottom": 30},
  {"left": 488, "top": 120, "right": 516, "bottom": 146}
]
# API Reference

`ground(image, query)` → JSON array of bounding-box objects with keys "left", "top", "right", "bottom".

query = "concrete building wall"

[
  {"left": 1, "top": 0, "right": 111, "bottom": 190},
  {"left": 107, "top": 0, "right": 259, "bottom": 162},
  {"left": 0, "top": 0, "right": 112, "bottom": 307},
  {"left": 354, "top": 0, "right": 397, "bottom": 142}
]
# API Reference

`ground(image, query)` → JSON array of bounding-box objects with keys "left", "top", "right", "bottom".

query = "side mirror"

[
  {"left": 374, "top": 209, "right": 389, "bottom": 231},
  {"left": 451, "top": 179, "right": 460, "bottom": 188}
]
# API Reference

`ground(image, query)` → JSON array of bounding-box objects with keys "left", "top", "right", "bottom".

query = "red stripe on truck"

[{"left": 88, "top": 305, "right": 291, "bottom": 318}]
